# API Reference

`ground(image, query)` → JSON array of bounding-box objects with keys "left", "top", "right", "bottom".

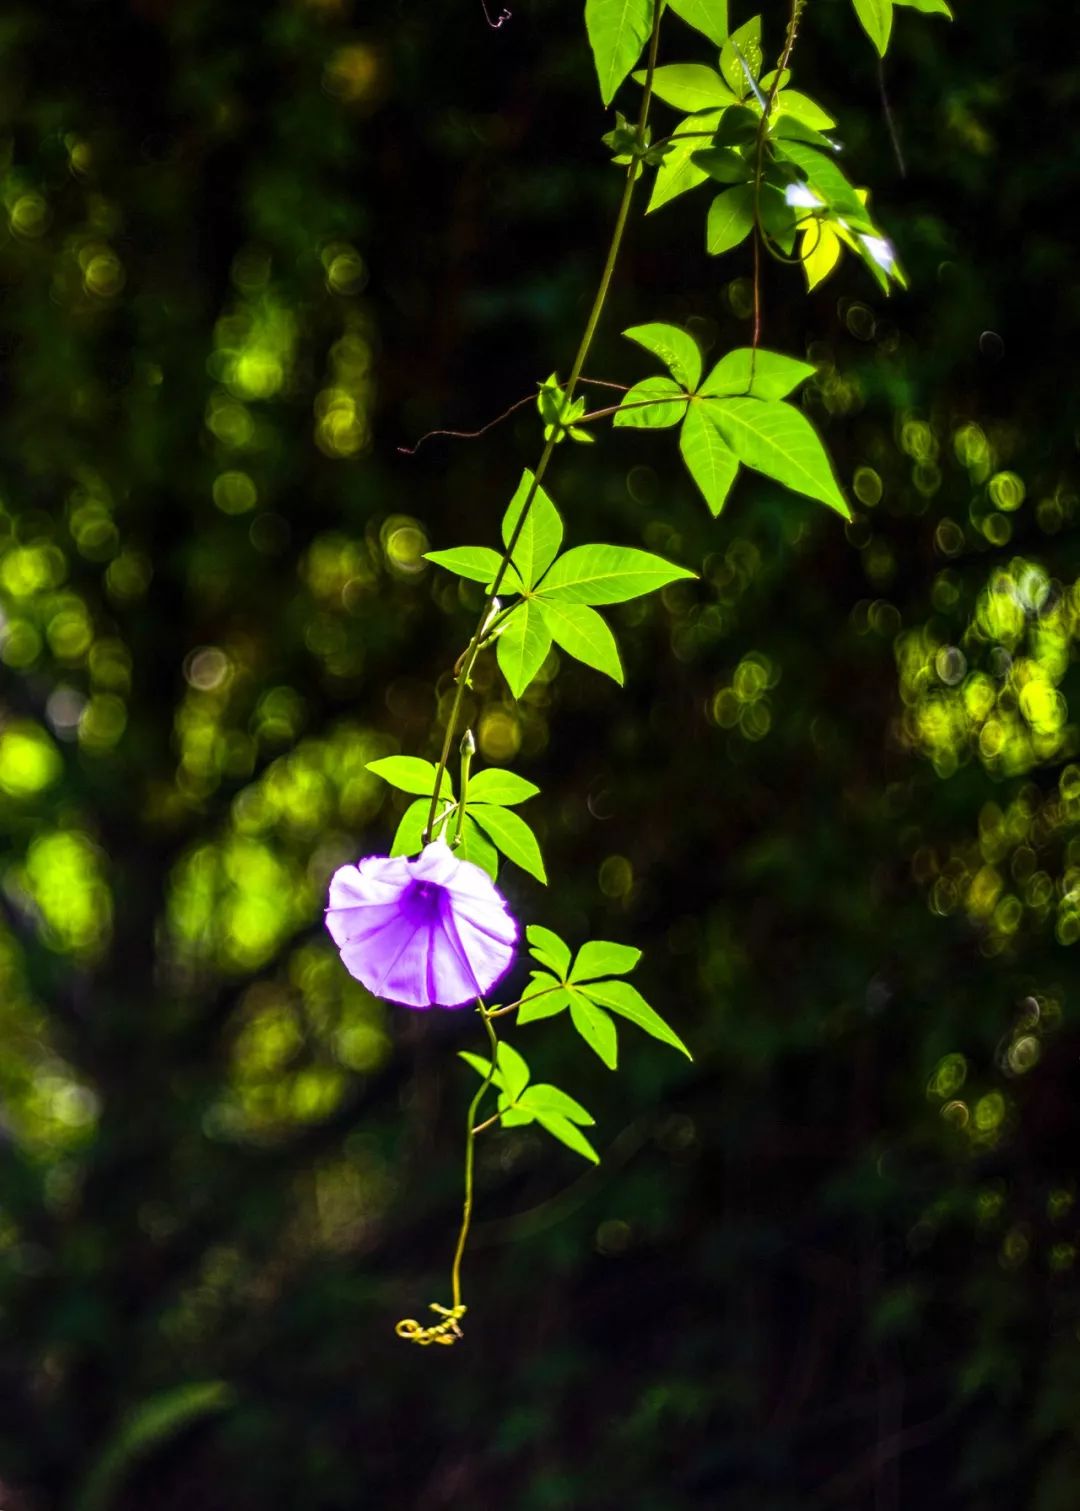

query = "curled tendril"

[{"left": 396, "top": 1302, "right": 468, "bottom": 1346}]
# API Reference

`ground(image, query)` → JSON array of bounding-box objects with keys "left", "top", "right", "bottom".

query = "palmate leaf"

[
  {"left": 538, "top": 544, "right": 696, "bottom": 605},
  {"left": 532, "top": 1111, "right": 600, "bottom": 1163},
  {"left": 458, "top": 814, "right": 499, "bottom": 878},
  {"left": 699, "top": 348, "right": 817, "bottom": 401},
  {"left": 622, "top": 322, "right": 703, "bottom": 390},
  {"left": 851, "top": 0, "right": 893, "bottom": 53},
  {"left": 502, "top": 469, "right": 563, "bottom": 588},
  {"left": 665, "top": 0, "right": 729, "bottom": 46},
  {"left": 704, "top": 396, "right": 849, "bottom": 516},
  {"left": 585, "top": 0, "right": 653, "bottom": 105},
  {"left": 470, "top": 803, "right": 547, "bottom": 883},
  {"left": 496, "top": 1040, "right": 530, "bottom": 1104},
  {"left": 539, "top": 600, "right": 624, "bottom": 685},
  {"left": 520, "top": 1083, "right": 595, "bottom": 1125},
  {"left": 679, "top": 403, "right": 739, "bottom": 515},
  {"left": 895, "top": 0, "right": 951, "bottom": 14},
  {"left": 390, "top": 797, "right": 442, "bottom": 857},
  {"left": 775, "top": 139, "right": 874, "bottom": 232},
  {"left": 496, "top": 598, "right": 552, "bottom": 698},
  {"left": 774, "top": 91, "right": 837, "bottom": 132}
]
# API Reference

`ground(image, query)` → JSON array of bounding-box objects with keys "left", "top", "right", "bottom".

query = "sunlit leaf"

[
  {"left": 501, "top": 469, "right": 563, "bottom": 589},
  {"left": 467, "top": 769, "right": 539, "bottom": 806},
  {"left": 390, "top": 797, "right": 441, "bottom": 857},
  {"left": 423, "top": 546, "right": 521, "bottom": 591},
  {"left": 799, "top": 217, "right": 843, "bottom": 290},
  {"left": 520, "top": 1083, "right": 596, "bottom": 1125},
  {"left": 894, "top": 0, "right": 951, "bottom": 13},
  {"left": 680, "top": 403, "right": 739, "bottom": 515},
  {"left": 634, "top": 63, "right": 738, "bottom": 113},
  {"left": 496, "top": 1040, "right": 530, "bottom": 1103},
  {"left": 519, "top": 972, "right": 574, "bottom": 1023},
  {"left": 534, "top": 1111, "right": 600, "bottom": 1163},
  {"left": 706, "top": 184, "right": 755, "bottom": 255},
  {"left": 586, "top": 0, "right": 654, "bottom": 104},
  {"left": 705, "top": 396, "right": 849, "bottom": 516},
  {"left": 699, "top": 348, "right": 817, "bottom": 401},
  {"left": 646, "top": 110, "right": 722, "bottom": 213},
  {"left": 719, "top": 15, "right": 762, "bottom": 96},
  {"left": 613, "top": 375, "right": 688, "bottom": 428},
  {"left": 570, "top": 940, "right": 642, "bottom": 980},
  {"left": 774, "top": 90, "right": 837, "bottom": 131},
  {"left": 622, "top": 322, "right": 703, "bottom": 390},
  {"left": 537, "top": 544, "right": 696, "bottom": 605},
  {"left": 469, "top": 803, "right": 547, "bottom": 883},
  {"left": 458, "top": 815, "right": 499, "bottom": 879},
  {"left": 496, "top": 598, "right": 553, "bottom": 698},
  {"left": 539, "top": 600, "right": 624, "bottom": 684},
  {"left": 774, "top": 140, "right": 873, "bottom": 230},
  {"left": 366, "top": 755, "right": 441, "bottom": 795},
  {"left": 851, "top": 0, "right": 893, "bottom": 52},
  {"left": 569, "top": 991, "right": 619, "bottom": 1068},
  {"left": 665, "top": 0, "right": 729, "bottom": 46},
  {"left": 582, "top": 978, "right": 693, "bottom": 1058},
  {"left": 526, "top": 925, "right": 572, "bottom": 978}
]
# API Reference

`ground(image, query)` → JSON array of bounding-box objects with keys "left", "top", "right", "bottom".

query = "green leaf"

[
  {"left": 458, "top": 815, "right": 499, "bottom": 879},
  {"left": 705, "top": 397, "right": 849, "bottom": 516},
  {"left": 851, "top": 0, "right": 893, "bottom": 52},
  {"left": 774, "top": 90, "right": 837, "bottom": 131},
  {"left": 772, "top": 114, "right": 838, "bottom": 153},
  {"left": 519, "top": 972, "right": 573, "bottom": 1023},
  {"left": 467, "top": 769, "right": 539, "bottom": 806},
  {"left": 633, "top": 63, "right": 737, "bottom": 113},
  {"left": 712, "top": 103, "right": 759, "bottom": 148},
  {"left": 367, "top": 755, "right": 441, "bottom": 796},
  {"left": 496, "top": 1040, "right": 530, "bottom": 1104},
  {"left": 496, "top": 599, "right": 553, "bottom": 699},
  {"left": 535, "top": 1111, "right": 600, "bottom": 1164},
  {"left": 691, "top": 146, "right": 751, "bottom": 185},
  {"left": 775, "top": 140, "right": 872, "bottom": 230},
  {"left": 586, "top": 0, "right": 653, "bottom": 105},
  {"left": 665, "top": 0, "right": 729, "bottom": 46},
  {"left": 719, "top": 15, "right": 762, "bottom": 96},
  {"left": 499, "top": 1102, "right": 536, "bottom": 1128},
  {"left": 646, "top": 110, "right": 722, "bottom": 214},
  {"left": 583, "top": 978, "right": 693, "bottom": 1059},
  {"left": 757, "top": 181, "right": 797, "bottom": 254},
  {"left": 423, "top": 546, "right": 520, "bottom": 591},
  {"left": 539, "top": 600, "right": 624, "bottom": 685},
  {"left": 501, "top": 469, "right": 563, "bottom": 589},
  {"left": 680, "top": 403, "right": 739, "bottom": 516},
  {"left": 894, "top": 0, "right": 951, "bottom": 13},
  {"left": 706, "top": 184, "right": 754, "bottom": 255},
  {"left": 699, "top": 348, "right": 817, "bottom": 400},
  {"left": 460, "top": 1050, "right": 499, "bottom": 1085},
  {"left": 390, "top": 797, "right": 440, "bottom": 857},
  {"left": 526, "top": 925, "right": 572, "bottom": 978},
  {"left": 520, "top": 1083, "right": 596, "bottom": 1125},
  {"left": 613, "top": 376, "right": 688, "bottom": 429},
  {"left": 569, "top": 991, "right": 619, "bottom": 1068},
  {"left": 469, "top": 804, "right": 547, "bottom": 883},
  {"left": 537, "top": 544, "right": 696, "bottom": 605},
  {"left": 571, "top": 940, "right": 642, "bottom": 980},
  {"left": 622, "top": 322, "right": 703, "bottom": 391}
]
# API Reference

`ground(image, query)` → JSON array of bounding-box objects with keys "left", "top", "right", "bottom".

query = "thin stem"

[
  {"left": 751, "top": 0, "right": 806, "bottom": 352},
  {"left": 486, "top": 981, "right": 565, "bottom": 1018},
  {"left": 422, "top": 0, "right": 665, "bottom": 844},
  {"left": 449, "top": 1002, "right": 500, "bottom": 1311}
]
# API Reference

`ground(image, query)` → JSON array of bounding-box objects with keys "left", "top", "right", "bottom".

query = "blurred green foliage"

[{"left": 3, "top": 0, "right": 1080, "bottom": 1506}]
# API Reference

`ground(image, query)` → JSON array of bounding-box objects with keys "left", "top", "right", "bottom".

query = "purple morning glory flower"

[{"left": 325, "top": 840, "right": 518, "bottom": 1008}]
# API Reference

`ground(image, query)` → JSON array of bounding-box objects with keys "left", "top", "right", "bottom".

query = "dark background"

[{"left": 3, "top": 0, "right": 1080, "bottom": 1506}]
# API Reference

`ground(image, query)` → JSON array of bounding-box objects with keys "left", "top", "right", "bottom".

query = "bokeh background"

[{"left": 2, "top": 0, "right": 1080, "bottom": 1505}]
